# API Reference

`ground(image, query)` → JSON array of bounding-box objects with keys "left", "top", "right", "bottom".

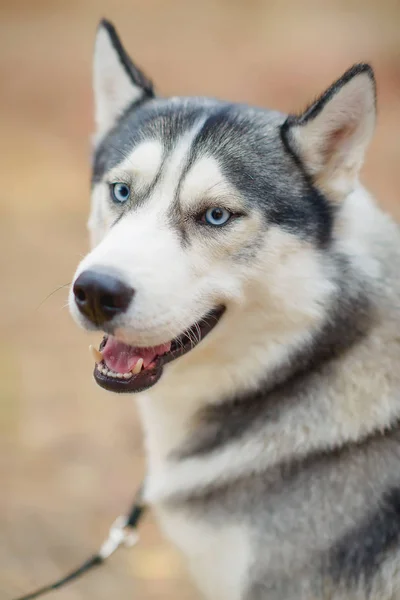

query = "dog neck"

[{"left": 136, "top": 192, "right": 400, "bottom": 504}]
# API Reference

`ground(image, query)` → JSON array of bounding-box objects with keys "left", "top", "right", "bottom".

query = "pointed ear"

[
  {"left": 281, "top": 64, "right": 376, "bottom": 197},
  {"left": 93, "top": 20, "right": 154, "bottom": 139}
]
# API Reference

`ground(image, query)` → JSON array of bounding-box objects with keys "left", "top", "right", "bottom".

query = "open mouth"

[{"left": 90, "top": 306, "right": 225, "bottom": 393}]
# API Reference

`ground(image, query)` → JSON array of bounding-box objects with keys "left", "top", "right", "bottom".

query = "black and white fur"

[{"left": 69, "top": 20, "right": 400, "bottom": 599}]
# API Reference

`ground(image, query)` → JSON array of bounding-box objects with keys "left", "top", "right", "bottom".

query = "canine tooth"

[
  {"left": 89, "top": 345, "right": 103, "bottom": 364},
  {"left": 131, "top": 358, "right": 144, "bottom": 375}
]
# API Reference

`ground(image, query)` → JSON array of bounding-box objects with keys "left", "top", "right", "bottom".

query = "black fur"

[
  {"left": 191, "top": 105, "right": 334, "bottom": 247},
  {"left": 99, "top": 19, "right": 154, "bottom": 98},
  {"left": 284, "top": 63, "right": 375, "bottom": 129},
  {"left": 329, "top": 487, "right": 400, "bottom": 586},
  {"left": 93, "top": 98, "right": 335, "bottom": 248},
  {"left": 92, "top": 101, "right": 203, "bottom": 184}
]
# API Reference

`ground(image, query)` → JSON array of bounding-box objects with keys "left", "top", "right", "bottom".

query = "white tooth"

[
  {"left": 131, "top": 358, "right": 144, "bottom": 375},
  {"left": 89, "top": 345, "right": 103, "bottom": 364},
  {"left": 123, "top": 372, "right": 132, "bottom": 379},
  {"left": 116, "top": 373, "right": 123, "bottom": 379}
]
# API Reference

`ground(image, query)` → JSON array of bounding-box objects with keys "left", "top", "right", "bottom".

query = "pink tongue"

[{"left": 102, "top": 337, "right": 171, "bottom": 373}]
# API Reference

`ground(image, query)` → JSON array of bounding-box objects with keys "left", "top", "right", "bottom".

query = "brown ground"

[{"left": 1, "top": 1, "right": 400, "bottom": 598}]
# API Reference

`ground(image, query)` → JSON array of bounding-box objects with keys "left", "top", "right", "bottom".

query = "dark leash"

[{"left": 12, "top": 487, "right": 146, "bottom": 600}]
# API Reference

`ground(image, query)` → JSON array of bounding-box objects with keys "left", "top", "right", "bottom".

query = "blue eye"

[
  {"left": 111, "top": 183, "right": 131, "bottom": 203},
  {"left": 204, "top": 207, "right": 231, "bottom": 226}
]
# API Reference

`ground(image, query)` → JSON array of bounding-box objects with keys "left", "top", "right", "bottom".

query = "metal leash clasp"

[
  {"left": 12, "top": 492, "right": 146, "bottom": 600},
  {"left": 99, "top": 515, "right": 139, "bottom": 559}
]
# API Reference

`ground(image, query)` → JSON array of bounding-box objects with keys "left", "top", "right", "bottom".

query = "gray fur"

[
  {"left": 72, "top": 22, "right": 400, "bottom": 599},
  {"left": 177, "top": 252, "right": 375, "bottom": 459},
  {"left": 93, "top": 98, "right": 334, "bottom": 247}
]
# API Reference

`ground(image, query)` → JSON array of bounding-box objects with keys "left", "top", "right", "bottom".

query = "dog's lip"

[
  {"left": 93, "top": 306, "right": 226, "bottom": 393},
  {"left": 94, "top": 362, "right": 163, "bottom": 393}
]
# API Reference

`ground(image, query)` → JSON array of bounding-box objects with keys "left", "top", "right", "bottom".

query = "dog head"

[{"left": 69, "top": 20, "right": 376, "bottom": 394}]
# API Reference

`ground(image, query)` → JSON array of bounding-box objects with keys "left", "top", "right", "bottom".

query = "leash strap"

[
  {"left": 13, "top": 555, "right": 104, "bottom": 600},
  {"left": 12, "top": 489, "right": 146, "bottom": 600}
]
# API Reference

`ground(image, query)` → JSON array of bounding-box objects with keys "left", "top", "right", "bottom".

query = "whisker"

[
  {"left": 165, "top": 324, "right": 185, "bottom": 353},
  {"left": 187, "top": 327, "right": 198, "bottom": 351},
  {"left": 35, "top": 282, "right": 71, "bottom": 311},
  {"left": 194, "top": 322, "right": 202, "bottom": 345}
]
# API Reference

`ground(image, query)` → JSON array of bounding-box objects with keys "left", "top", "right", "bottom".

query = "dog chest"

[{"left": 154, "top": 505, "right": 252, "bottom": 600}]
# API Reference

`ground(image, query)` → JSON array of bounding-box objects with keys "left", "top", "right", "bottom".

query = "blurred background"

[{"left": 1, "top": 0, "right": 400, "bottom": 598}]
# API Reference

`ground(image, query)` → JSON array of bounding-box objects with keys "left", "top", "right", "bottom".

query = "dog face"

[{"left": 69, "top": 20, "right": 376, "bottom": 394}]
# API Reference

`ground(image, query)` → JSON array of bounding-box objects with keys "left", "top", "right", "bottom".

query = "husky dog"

[{"left": 69, "top": 20, "right": 400, "bottom": 599}]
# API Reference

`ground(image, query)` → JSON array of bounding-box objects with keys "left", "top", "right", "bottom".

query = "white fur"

[
  {"left": 74, "top": 180, "right": 400, "bottom": 599},
  {"left": 71, "top": 46, "right": 394, "bottom": 597},
  {"left": 289, "top": 70, "right": 376, "bottom": 196},
  {"left": 88, "top": 140, "right": 164, "bottom": 248},
  {"left": 93, "top": 25, "right": 143, "bottom": 139},
  {"left": 71, "top": 119, "right": 249, "bottom": 349},
  {"left": 180, "top": 156, "right": 241, "bottom": 210},
  {"left": 137, "top": 196, "right": 396, "bottom": 504},
  {"left": 71, "top": 120, "right": 343, "bottom": 599},
  {"left": 111, "top": 140, "right": 164, "bottom": 185},
  {"left": 156, "top": 509, "right": 251, "bottom": 600},
  {"left": 88, "top": 182, "right": 114, "bottom": 247},
  {"left": 132, "top": 189, "right": 400, "bottom": 600}
]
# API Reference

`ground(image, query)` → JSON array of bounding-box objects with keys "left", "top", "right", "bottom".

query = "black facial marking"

[
  {"left": 92, "top": 101, "right": 204, "bottom": 184},
  {"left": 284, "top": 63, "right": 375, "bottom": 130},
  {"left": 99, "top": 20, "right": 154, "bottom": 98},
  {"left": 329, "top": 486, "right": 400, "bottom": 587},
  {"left": 92, "top": 92, "right": 337, "bottom": 249},
  {"left": 167, "top": 201, "right": 191, "bottom": 246},
  {"left": 189, "top": 104, "right": 334, "bottom": 247}
]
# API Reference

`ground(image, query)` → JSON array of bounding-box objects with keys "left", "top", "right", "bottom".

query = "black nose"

[{"left": 73, "top": 269, "right": 134, "bottom": 325}]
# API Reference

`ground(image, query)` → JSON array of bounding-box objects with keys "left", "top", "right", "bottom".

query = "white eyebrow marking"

[
  {"left": 108, "top": 139, "right": 164, "bottom": 186},
  {"left": 180, "top": 156, "right": 237, "bottom": 209},
  {"left": 144, "top": 117, "right": 208, "bottom": 212}
]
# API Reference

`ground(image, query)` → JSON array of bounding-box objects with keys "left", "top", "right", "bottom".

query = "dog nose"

[{"left": 73, "top": 269, "right": 134, "bottom": 325}]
